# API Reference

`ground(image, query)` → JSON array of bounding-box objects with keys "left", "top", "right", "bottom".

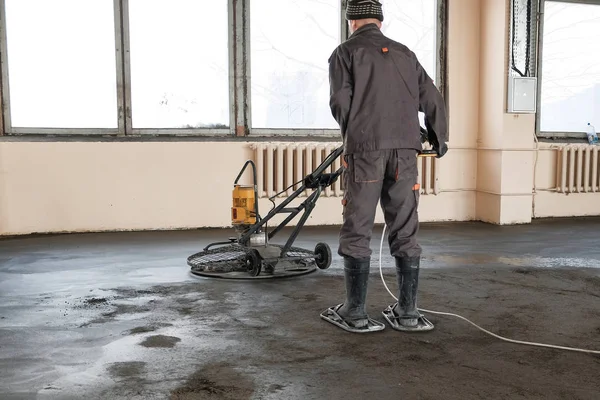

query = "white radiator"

[
  {"left": 250, "top": 143, "right": 440, "bottom": 198},
  {"left": 556, "top": 145, "right": 600, "bottom": 193}
]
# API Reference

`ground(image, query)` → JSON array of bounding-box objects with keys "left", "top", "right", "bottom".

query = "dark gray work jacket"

[{"left": 328, "top": 23, "right": 448, "bottom": 155}]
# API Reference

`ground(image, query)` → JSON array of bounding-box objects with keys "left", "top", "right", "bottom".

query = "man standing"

[{"left": 320, "top": 0, "right": 448, "bottom": 333}]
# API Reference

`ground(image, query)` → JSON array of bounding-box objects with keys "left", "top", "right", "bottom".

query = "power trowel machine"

[
  {"left": 187, "top": 145, "right": 343, "bottom": 279},
  {"left": 187, "top": 128, "right": 438, "bottom": 280}
]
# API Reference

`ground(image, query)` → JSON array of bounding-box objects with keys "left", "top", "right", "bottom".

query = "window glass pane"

[
  {"left": 129, "top": 0, "right": 229, "bottom": 129},
  {"left": 5, "top": 0, "right": 118, "bottom": 128},
  {"left": 540, "top": 1, "right": 600, "bottom": 133},
  {"left": 250, "top": 0, "right": 340, "bottom": 129},
  {"left": 381, "top": 0, "right": 437, "bottom": 82}
]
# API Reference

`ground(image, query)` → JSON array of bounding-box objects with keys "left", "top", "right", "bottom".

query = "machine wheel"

[
  {"left": 314, "top": 242, "right": 332, "bottom": 270},
  {"left": 245, "top": 249, "right": 262, "bottom": 277}
]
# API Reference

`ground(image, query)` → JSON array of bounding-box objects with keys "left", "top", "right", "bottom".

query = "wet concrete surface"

[{"left": 1, "top": 218, "right": 599, "bottom": 399}]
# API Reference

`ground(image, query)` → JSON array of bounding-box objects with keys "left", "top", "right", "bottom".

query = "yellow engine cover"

[{"left": 231, "top": 185, "right": 256, "bottom": 225}]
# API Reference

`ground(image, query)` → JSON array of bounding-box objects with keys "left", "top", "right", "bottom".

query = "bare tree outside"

[
  {"left": 250, "top": 0, "right": 340, "bottom": 129},
  {"left": 381, "top": 0, "right": 437, "bottom": 79},
  {"left": 250, "top": 0, "right": 438, "bottom": 130}
]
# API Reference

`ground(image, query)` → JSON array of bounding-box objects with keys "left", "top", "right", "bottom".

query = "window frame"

[
  {"left": 535, "top": 0, "right": 600, "bottom": 139},
  {"left": 0, "top": 0, "right": 448, "bottom": 139}
]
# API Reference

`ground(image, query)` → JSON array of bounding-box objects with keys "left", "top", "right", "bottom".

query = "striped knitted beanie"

[{"left": 346, "top": 0, "right": 384, "bottom": 21}]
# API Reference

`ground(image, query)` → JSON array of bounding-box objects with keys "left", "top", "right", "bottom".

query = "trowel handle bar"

[{"left": 418, "top": 149, "right": 437, "bottom": 157}]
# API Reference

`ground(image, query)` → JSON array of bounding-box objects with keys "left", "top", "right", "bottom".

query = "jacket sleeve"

[
  {"left": 328, "top": 49, "right": 353, "bottom": 138},
  {"left": 416, "top": 59, "right": 448, "bottom": 156}
]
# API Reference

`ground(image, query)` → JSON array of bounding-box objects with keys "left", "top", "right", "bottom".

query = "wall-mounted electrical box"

[{"left": 507, "top": 76, "right": 537, "bottom": 114}]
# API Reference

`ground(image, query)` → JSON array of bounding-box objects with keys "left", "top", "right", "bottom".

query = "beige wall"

[
  {"left": 0, "top": 142, "right": 255, "bottom": 234},
  {"left": 0, "top": 141, "right": 477, "bottom": 235},
  {"left": 477, "top": 0, "right": 536, "bottom": 225},
  {"left": 1, "top": 0, "right": 598, "bottom": 236}
]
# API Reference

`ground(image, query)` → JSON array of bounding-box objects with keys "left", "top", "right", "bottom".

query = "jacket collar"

[{"left": 349, "top": 23, "right": 382, "bottom": 38}]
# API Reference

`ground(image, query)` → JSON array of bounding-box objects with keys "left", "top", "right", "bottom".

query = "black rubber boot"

[
  {"left": 336, "top": 257, "right": 371, "bottom": 328},
  {"left": 393, "top": 256, "right": 421, "bottom": 327}
]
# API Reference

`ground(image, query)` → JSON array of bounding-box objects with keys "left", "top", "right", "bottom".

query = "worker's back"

[{"left": 329, "top": 23, "right": 438, "bottom": 155}]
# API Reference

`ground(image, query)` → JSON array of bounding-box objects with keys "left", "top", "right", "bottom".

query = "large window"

[
  {"left": 538, "top": 0, "right": 600, "bottom": 135},
  {"left": 250, "top": 0, "right": 341, "bottom": 131},
  {"left": 128, "top": 0, "right": 229, "bottom": 130},
  {"left": 249, "top": 0, "right": 440, "bottom": 132},
  {"left": 4, "top": 0, "right": 118, "bottom": 129},
  {"left": 0, "top": 0, "right": 446, "bottom": 137}
]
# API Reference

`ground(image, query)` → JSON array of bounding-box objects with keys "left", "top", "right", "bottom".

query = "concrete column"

[{"left": 476, "top": 0, "right": 536, "bottom": 224}]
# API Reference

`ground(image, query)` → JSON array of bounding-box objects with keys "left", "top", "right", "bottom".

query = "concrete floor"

[{"left": 1, "top": 219, "right": 599, "bottom": 399}]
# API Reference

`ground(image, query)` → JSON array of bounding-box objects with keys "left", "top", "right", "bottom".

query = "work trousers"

[{"left": 338, "top": 149, "right": 422, "bottom": 260}]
